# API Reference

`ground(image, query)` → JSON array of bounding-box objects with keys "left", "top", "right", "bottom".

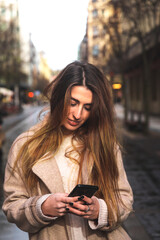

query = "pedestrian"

[{"left": 2, "top": 61, "right": 133, "bottom": 240}]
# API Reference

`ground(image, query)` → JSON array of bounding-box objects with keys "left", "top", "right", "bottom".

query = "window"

[
  {"left": 151, "top": 72, "right": 158, "bottom": 101},
  {"left": 92, "top": 9, "right": 98, "bottom": 18},
  {"left": 102, "top": 9, "right": 105, "bottom": 15},
  {"left": 102, "top": 25, "right": 107, "bottom": 35},
  {"left": 93, "top": 26, "right": 99, "bottom": 37},
  {"left": 92, "top": 45, "right": 99, "bottom": 57},
  {"left": 136, "top": 76, "right": 141, "bottom": 101},
  {"left": 1, "top": 7, "right": 6, "bottom": 14},
  {"left": 102, "top": 45, "right": 106, "bottom": 57},
  {"left": 130, "top": 77, "right": 135, "bottom": 101}
]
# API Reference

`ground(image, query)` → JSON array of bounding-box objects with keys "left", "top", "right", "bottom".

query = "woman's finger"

[{"left": 67, "top": 196, "right": 99, "bottom": 220}]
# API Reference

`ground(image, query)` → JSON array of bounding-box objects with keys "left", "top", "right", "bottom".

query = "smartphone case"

[{"left": 68, "top": 184, "right": 98, "bottom": 197}]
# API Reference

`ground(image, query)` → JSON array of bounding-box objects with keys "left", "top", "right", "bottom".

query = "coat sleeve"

[
  {"left": 99, "top": 146, "right": 134, "bottom": 231},
  {"left": 115, "top": 147, "right": 133, "bottom": 220},
  {"left": 2, "top": 133, "right": 53, "bottom": 233}
]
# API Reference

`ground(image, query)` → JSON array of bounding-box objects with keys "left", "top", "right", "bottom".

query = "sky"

[{"left": 18, "top": 0, "right": 89, "bottom": 71}]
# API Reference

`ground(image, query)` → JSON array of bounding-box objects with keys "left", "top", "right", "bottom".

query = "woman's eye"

[
  {"left": 84, "top": 106, "right": 91, "bottom": 111},
  {"left": 70, "top": 102, "right": 76, "bottom": 106}
]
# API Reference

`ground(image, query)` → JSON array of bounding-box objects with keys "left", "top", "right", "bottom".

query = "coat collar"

[
  {"left": 31, "top": 150, "right": 92, "bottom": 193},
  {"left": 32, "top": 152, "right": 64, "bottom": 193}
]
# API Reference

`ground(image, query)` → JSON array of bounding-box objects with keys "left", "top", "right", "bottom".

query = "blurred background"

[{"left": 0, "top": 0, "right": 160, "bottom": 240}]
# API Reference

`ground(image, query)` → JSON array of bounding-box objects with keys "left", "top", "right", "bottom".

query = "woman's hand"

[
  {"left": 68, "top": 196, "right": 99, "bottom": 220},
  {"left": 41, "top": 193, "right": 99, "bottom": 220},
  {"left": 41, "top": 193, "right": 78, "bottom": 217}
]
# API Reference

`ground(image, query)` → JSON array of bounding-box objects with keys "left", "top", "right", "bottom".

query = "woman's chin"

[{"left": 61, "top": 125, "right": 77, "bottom": 135}]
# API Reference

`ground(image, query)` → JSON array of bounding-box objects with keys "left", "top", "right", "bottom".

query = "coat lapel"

[
  {"left": 32, "top": 152, "right": 72, "bottom": 239},
  {"left": 32, "top": 153, "right": 64, "bottom": 194}
]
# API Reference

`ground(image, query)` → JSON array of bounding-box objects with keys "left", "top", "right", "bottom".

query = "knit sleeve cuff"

[
  {"left": 36, "top": 194, "right": 58, "bottom": 222},
  {"left": 88, "top": 198, "right": 108, "bottom": 229}
]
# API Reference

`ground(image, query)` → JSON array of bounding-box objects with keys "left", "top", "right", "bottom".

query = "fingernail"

[
  {"left": 78, "top": 195, "right": 84, "bottom": 201},
  {"left": 66, "top": 207, "right": 69, "bottom": 211},
  {"left": 69, "top": 202, "right": 73, "bottom": 206}
]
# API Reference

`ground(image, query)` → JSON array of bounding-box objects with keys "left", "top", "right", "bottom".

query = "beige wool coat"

[{"left": 2, "top": 129, "right": 133, "bottom": 240}]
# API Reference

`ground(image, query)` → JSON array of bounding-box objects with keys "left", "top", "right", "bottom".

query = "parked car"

[{"left": 0, "top": 102, "right": 21, "bottom": 116}]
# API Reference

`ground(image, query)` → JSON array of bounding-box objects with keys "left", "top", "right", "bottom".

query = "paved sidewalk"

[{"left": 115, "top": 104, "right": 160, "bottom": 240}]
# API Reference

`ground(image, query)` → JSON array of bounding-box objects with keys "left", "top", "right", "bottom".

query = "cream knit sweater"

[{"left": 36, "top": 135, "right": 108, "bottom": 239}]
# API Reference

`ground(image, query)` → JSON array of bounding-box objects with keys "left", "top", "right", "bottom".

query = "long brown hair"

[{"left": 14, "top": 61, "right": 123, "bottom": 227}]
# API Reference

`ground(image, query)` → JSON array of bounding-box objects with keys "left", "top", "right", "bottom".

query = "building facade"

[
  {"left": 87, "top": 0, "right": 113, "bottom": 71},
  {"left": 122, "top": 0, "right": 160, "bottom": 118},
  {"left": 86, "top": 0, "right": 160, "bottom": 119}
]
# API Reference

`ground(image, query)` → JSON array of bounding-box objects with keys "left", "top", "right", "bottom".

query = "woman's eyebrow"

[
  {"left": 71, "top": 97, "right": 92, "bottom": 105},
  {"left": 71, "top": 97, "right": 79, "bottom": 103}
]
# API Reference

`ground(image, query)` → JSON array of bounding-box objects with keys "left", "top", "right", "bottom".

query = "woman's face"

[{"left": 63, "top": 86, "right": 93, "bottom": 132}]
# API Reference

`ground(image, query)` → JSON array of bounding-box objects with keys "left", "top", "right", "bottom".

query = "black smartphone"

[{"left": 68, "top": 184, "right": 99, "bottom": 198}]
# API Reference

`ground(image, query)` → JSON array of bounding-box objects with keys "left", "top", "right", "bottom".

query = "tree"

[
  {"left": 106, "top": 0, "right": 160, "bottom": 133},
  {"left": 99, "top": 0, "right": 132, "bottom": 122}
]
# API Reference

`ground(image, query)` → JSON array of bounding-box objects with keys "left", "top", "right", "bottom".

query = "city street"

[
  {"left": 0, "top": 103, "right": 160, "bottom": 240},
  {"left": 0, "top": 104, "right": 43, "bottom": 240},
  {"left": 1, "top": 0, "right": 160, "bottom": 239}
]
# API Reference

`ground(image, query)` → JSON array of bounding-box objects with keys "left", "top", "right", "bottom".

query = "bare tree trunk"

[
  {"left": 142, "top": 54, "right": 150, "bottom": 134},
  {"left": 121, "top": 72, "right": 128, "bottom": 123},
  {"left": 14, "top": 85, "right": 20, "bottom": 107}
]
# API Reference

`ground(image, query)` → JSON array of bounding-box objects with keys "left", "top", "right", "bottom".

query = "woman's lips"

[{"left": 67, "top": 119, "right": 80, "bottom": 126}]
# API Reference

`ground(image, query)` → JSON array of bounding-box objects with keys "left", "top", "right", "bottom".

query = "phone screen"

[{"left": 68, "top": 184, "right": 98, "bottom": 198}]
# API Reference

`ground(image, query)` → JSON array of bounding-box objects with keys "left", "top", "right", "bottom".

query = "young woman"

[{"left": 2, "top": 61, "right": 133, "bottom": 240}]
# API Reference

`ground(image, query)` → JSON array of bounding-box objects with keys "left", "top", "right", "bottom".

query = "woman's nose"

[{"left": 73, "top": 107, "right": 82, "bottom": 120}]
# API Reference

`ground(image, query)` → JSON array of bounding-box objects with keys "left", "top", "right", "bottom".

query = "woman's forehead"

[{"left": 71, "top": 86, "right": 93, "bottom": 104}]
